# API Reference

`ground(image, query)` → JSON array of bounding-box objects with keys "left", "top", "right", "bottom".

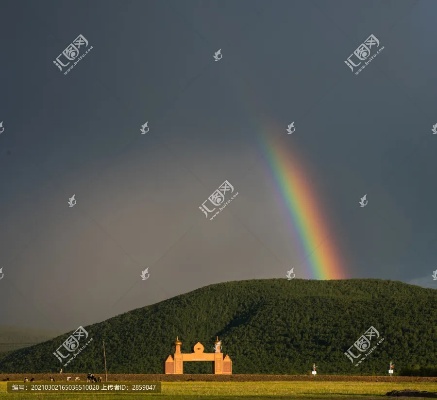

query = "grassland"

[{"left": 1, "top": 380, "right": 437, "bottom": 399}]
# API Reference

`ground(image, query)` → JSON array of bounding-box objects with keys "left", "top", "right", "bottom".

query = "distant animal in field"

[
  {"left": 75, "top": 377, "right": 80, "bottom": 381},
  {"left": 49, "top": 377, "right": 55, "bottom": 381},
  {"left": 67, "top": 377, "right": 72, "bottom": 381},
  {"left": 24, "top": 377, "right": 29, "bottom": 382},
  {"left": 2, "top": 378, "right": 9, "bottom": 381},
  {"left": 98, "top": 377, "right": 102, "bottom": 382},
  {"left": 87, "top": 373, "right": 97, "bottom": 382},
  {"left": 30, "top": 378, "right": 35, "bottom": 382}
]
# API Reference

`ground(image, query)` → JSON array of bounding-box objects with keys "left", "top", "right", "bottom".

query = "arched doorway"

[{"left": 165, "top": 337, "right": 232, "bottom": 374}]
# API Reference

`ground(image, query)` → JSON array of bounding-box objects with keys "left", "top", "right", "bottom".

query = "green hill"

[{"left": 0, "top": 279, "right": 435, "bottom": 375}]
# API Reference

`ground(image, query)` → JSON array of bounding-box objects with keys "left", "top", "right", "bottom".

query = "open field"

[
  {"left": 0, "top": 379, "right": 437, "bottom": 399},
  {"left": 1, "top": 374, "right": 437, "bottom": 382}
]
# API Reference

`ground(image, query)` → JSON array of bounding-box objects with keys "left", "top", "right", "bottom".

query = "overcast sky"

[{"left": 0, "top": 0, "right": 436, "bottom": 333}]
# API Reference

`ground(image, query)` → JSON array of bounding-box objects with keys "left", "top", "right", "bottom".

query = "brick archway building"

[{"left": 165, "top": 337, "right": 232, "bottom": 374}]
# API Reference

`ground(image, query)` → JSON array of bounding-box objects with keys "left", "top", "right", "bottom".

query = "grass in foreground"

[{"left": 0, "top": 381, "right": 436, "bottom": 399}]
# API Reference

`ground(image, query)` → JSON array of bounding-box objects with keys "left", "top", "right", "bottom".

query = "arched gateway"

[{"left": 165, "top": 336, "right": 232, "bottom": 374}]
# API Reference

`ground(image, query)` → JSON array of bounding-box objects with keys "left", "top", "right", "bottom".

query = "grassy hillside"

[{"left": 0, "top": 279, "right": 435, "bottom": 374}]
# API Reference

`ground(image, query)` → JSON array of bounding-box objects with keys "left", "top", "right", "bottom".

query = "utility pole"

[{"left": 103, "top": 340, "right": 108, "bottom": 382}]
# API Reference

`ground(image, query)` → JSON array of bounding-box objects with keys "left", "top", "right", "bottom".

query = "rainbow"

[
  {"left": 231, "top": 73, "right": 347, "bottom": 280},
  {"left": 258, "top": 122, "right": 346, "bottom": 280}
]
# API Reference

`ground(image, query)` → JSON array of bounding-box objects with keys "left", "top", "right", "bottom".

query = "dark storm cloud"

[{"left": 0, "top": 0, "right": 436, "bottom": 332}]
